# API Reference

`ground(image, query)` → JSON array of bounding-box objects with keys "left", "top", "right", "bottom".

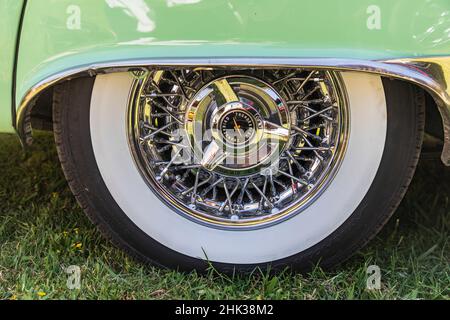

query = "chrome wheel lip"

[{"left": 127, "top": 68, "right": 350, "bottom": 230}]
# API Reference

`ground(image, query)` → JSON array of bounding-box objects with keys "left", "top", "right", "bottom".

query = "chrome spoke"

[
  {"left": 236, "top": 177, "right": 250, "bottom": 205},
  {"left": 141, "top": 121, "right": 177, "bottom": 142},
  {"left": 213, "top": 78, "right": 240, "bottom": 103},
  {"left": 181, "top": 172, "right": 213, "bottom": 196},
  {"left": 277, "top": 169, "right": 308, "bottom": 186},
  {"left": 200, "top": 140, "right": 228, "bottom": 171},
  {"left": 250, "top": 180, "right": 273, "bottom": 209},
  {"left": 190, "top": 169, "right": 201, "bottom": 204},
  {"left": 292, "top": 125, "right": 323, "bottom": 142},
  {"left": 295, "top": 70, "right": 315, "bottom": 94},
  {"left": 159, "top": 148, "right": 182, "bottom": 179},
  {"left": 262, "top": 121, "right": 290, "bottom": 142}
]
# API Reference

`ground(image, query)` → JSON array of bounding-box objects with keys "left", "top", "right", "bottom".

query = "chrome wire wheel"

[{"left": 128, "top": 68, "right": 349, "bottom": 229}]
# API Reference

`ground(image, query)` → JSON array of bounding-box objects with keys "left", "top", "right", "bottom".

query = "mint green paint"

[
  {"left": 7, "top": 0, "right": 450, "bottom": 122},
  {"left": 0, "top": 0, "right": 24, "bottom": 133}
]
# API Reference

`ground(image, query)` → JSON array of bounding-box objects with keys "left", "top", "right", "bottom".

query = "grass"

[{"left": 0, "top": 132, "right": 448, "bottom": 300}]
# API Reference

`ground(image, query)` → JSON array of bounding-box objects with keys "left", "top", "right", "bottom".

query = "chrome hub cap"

[
  {"left": 128, "top": 68, "right": 349, "bottom": 229},
  {"left": 185, "top": 76, "right": 290, "bottom": 176}
]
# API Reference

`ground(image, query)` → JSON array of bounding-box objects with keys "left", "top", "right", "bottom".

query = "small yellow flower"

[
  {"left": 73, "top": 242, "right": 82, "bottom": 249},
  {"left": 63, "top": 231, "right": 69, "bottom": 237},
  {"left": 74, "top": 228, "right": 79, "bottom": 235},
  {"left": 9, "top": 295, "right": 17, "bottom": 300},
  {"left": 37, "top": 291, "right": 46, "bottom": 297},
  {"left": 51, "top": 192, "right": 58, "bottom": 199}
]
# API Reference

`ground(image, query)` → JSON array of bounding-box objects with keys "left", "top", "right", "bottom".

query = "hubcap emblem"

[{"left": 220, "top": 108, "right": 256, "bottom": 145}]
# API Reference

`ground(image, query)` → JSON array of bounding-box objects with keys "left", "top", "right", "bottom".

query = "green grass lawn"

[{"left": 0, "top": 132, "right": 448, "bottom": 300}]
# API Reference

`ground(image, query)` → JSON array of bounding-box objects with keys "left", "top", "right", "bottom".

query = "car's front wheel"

[{"left": 53, "top": 68, "right": 424, "bottom": 272}]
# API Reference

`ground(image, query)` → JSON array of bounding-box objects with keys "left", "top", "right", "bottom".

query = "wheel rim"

[{"left": 128, "top": 68, "right": 349, "bottom": 229}]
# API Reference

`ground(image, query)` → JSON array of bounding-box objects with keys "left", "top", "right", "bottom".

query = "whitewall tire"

[{"left": 53, "top": 70, "right": 424, "bottom": 272}]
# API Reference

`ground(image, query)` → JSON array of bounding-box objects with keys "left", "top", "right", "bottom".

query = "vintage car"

[{"left": 1, "top": 0, "right": 449, "bottom": 272}]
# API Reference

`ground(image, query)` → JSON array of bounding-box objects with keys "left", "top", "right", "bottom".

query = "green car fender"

[
  {"left": 2, "top": 0, "right": 450, "bottom": 162},
  {"left": 0, "top": 0, "right": 25, "bottom": 133}
]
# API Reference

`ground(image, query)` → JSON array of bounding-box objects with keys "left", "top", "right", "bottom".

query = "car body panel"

[
  {"left": 15, "top": 0, "right": 450, "bottom": 105},
  {"left": 0, "top": 0, "right": 24, "bottom": 133}
]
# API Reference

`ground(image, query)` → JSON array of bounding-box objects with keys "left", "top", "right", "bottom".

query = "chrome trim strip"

[
  {"left": 16, "top": 56, "right": 450, "bottom": 165},
  {"left": 11, "top": 0, "right": 28, "bottom": 129}
]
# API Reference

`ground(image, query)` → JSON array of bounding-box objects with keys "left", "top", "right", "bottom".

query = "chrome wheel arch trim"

[{"left": 15, "top": 56, "right": 450, "bottom": 166}]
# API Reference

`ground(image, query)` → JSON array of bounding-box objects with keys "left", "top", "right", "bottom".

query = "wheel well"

[
  {"left": 28, "top": 85, "right": 54, "bottom": 131},
  {"left": 423, "top": 90, "right": 444, "bottom": 141},
  {"left": 25, "top": 75, "right": 446, "bottom": 143}
]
